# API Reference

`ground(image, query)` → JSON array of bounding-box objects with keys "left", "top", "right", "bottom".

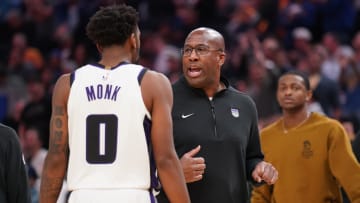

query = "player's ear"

[
  {"left": 96, "top": 44, "right": 103, "bottom": 53},
  {"left": 130, "top": 33, "right": 137, "bottom": 49}
]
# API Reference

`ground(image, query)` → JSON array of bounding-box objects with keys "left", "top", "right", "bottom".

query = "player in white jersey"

[{"left": 40, "top": 4, "right": 190, "bottom": 203}]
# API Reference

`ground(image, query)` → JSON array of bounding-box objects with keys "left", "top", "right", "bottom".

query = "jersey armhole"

[
  {"left": 138, "top": 68, "right": 148, "bottom": 85},
  {"left": 138, "top": 68, "right": 151, "bottom": 120},
  {"left": 70, "top": 72, "right": 75, "bottom": 87}
]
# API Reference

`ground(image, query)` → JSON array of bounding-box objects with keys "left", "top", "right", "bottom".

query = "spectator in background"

[
  {"left": 276, "top": 0, "right": 317, "bottom": 49},
  {"left": 163, "top": 49, "right": 182, "bottom": 83},
  {"left": 303, "top": 47, "right": 341, "bottom": 118},
  {"left": 261, "top": 36, "right": 286, "bottom": 74},
  {"left": 27, "top": 165, "right": 39, "bottom": 203},
  {"left": 2, "top": 100, "right": 26, "bottom": 132},
  {"left": 51, "top": 23, "right": 74, "bottom": 73},
  {"left": 23, "top": 126, "right": 47, "bottom": 192},
  {"left": 225, "top": 1, "right": 260, "bottom": 39},
  {"left": 288, "top": 26, "right": 313, "bottom": 66},
  {"left": 151, "top": 33, "right": 180, "bottom": 75},
  {"left": 19, "top": 76, "right": 51, "bottom": 149},
  {"left": 315, "top": 0, "right": 356, "bottom": 43},
  {"left": 222, "top": 32, "right": 252, "bottom": 85},
  {"left": 340, "top": 34, "right": 360, "bottom": 121},
  {"left": 0, "top": 122, "right": 30, "bottom": 203},
  {"left": 7, "top": 33, "right": 31, "bottom": 80},
  {"left": 253, "top": 0, "right": 279, "bottom": 36},
  {"left": 0, "top": 64, "right": 28, "bottom": 124},
  {"left": 244, "top": 59, "right": 280, "bottom": 127},
  {"left": 23, "top": 0, "right": 55, "bottom": 53},
  {"left": 0, "top": 8, "right": 34, "bottom": 63},
  {"left": 65, "top": 43, "right": 91, "bottom": 73},
  {"left": 353, "top": 31, "right": 360, "bottom": 69},
  {"left": 321, "top": 32, "right": 343, "bottom": 82}
]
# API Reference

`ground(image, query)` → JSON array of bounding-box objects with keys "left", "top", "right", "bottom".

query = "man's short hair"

[{"left": 86, "top": 4, "right": 139, "bottom": 47}]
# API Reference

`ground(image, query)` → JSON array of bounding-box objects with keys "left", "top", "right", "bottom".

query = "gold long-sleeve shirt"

[{"left": 251, "top": 112, "right": 360, "bottom": 203}]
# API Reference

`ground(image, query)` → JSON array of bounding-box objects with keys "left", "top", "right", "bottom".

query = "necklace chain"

[{"left": 282, "top": 112, "right": 310, "bottom": 134}]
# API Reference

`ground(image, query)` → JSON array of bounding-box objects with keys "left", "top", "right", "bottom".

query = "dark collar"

[{"left": 179, "top": 75, "right": 229, "bottom": 97}]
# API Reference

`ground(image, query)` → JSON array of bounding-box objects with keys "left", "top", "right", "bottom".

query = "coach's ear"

[{"left": 218, "top": 51, "right": 226, "bottom": 67}]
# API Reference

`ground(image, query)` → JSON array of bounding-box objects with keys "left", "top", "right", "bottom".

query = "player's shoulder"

[
  {"left": 54, "top": 73, "right": 71, "bottom": 87},
  {"left": 142, "top": 69, "right": 170, "bottom": 85},
  {"left": 312, "top": 112, "right": 342, "bottom": 127},
  {"left": 143, "top": 68, "right": 166, "bottom": 77},
  {"left": 118, "top": 64, "right": 163, "bottom": 82},
  {"left": 261, "top": 119, "right": 282, "bottom": 136},
  {"left": 52, "top": 73, "right": 72, "bottom": 104}
]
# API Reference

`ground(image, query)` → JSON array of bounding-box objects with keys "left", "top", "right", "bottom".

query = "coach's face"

[{"left": 182, "top": 30, "right": 225, "bottom": 90}]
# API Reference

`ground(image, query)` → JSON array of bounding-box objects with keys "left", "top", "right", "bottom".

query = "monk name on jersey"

[{"left": 85, "top": 84, "right": 121, "bottom": 102}]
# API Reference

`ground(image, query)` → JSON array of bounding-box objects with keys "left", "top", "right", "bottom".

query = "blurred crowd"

[{"left": 1, "top": 0, "right": 360, "bottom": 202}]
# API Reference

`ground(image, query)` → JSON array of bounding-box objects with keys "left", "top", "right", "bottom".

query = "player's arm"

[
  {"left": 328, "top": 122, "right": 360, "bottom": 202},
  {"left": 40, "top": 74, "right": 70, "bottom": 203},
  {"left": 142, "top": 71, "right": 190, "bottom": 203}
]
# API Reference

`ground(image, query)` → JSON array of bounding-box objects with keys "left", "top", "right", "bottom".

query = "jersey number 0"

[{"left": 86, "top": 114, "right": 117, "bottom": 164}]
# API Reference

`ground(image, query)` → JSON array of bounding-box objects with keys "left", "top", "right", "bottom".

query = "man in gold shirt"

[{"left": 251, "top": 71, "right": 360, "bottom": 203}]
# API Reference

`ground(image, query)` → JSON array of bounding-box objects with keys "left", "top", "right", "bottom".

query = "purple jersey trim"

[{"left": 143, "top": 116, "right": 160, "bottom": 191}]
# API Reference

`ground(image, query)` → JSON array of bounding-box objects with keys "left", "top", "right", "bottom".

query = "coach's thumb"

[{"left": 186, "top": 145, "right": 201, "bottom": 157}]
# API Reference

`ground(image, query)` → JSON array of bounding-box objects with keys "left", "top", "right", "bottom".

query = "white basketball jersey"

[{"left": 66, "top": 62, "right": 159, "bottom": 201}]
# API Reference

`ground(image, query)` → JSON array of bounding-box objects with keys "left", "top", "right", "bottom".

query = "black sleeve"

[
  {"left": 245, "top": 98, "right": 264, "bottom": 184},
  {"left": 4, "top": 128, "right": 31, "bottom": 203}
]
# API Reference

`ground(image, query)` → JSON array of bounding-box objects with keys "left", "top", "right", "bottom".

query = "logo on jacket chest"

[
  {"left": 231, "top": 108, "right": 239, "bottom": 118},
  {"left": 181, "top": 113, "right": 195, "bottom": 119}
]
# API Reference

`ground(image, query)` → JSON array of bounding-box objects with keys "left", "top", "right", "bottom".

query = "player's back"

[{"left": 66, "top": 62, "right": 158, "bottom": 203}]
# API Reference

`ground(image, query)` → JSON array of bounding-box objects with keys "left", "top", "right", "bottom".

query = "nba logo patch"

[{"left": 231, "top": 108, "right": 239, "bottom": 118}]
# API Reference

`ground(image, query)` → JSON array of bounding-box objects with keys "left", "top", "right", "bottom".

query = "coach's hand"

[
  {"left": 252, "top": 161, "right": 278, "bottom": 185},
  {"left": 180, "top": 145, "right": 206, "bottom": 183}
]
